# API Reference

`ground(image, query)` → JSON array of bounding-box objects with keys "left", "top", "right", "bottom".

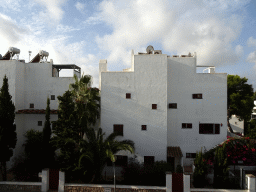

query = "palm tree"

[
  {"left": 69, "top": 74, "right": 100, "bottom": 139},
  {"left": 77, "top": 127, "right": 135, "bottom": 183}
]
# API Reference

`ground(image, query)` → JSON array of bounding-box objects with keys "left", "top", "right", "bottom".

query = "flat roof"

[{"left": 52, "top": 64, "right": 81, "bottom": 70}]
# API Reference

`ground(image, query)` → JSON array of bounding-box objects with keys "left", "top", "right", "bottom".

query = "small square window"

[
  {"left": 114, "top": 124, "right": 123, "bottom": 136},
  {"left": 192, "top": 94, "right": 203, "bottom": 99},
  {"left": 126, "top": 93, "right": 131, "bottom": 99},
  {"left": 182, "top": 123, "right": 192, "bottom": 129},
  {"left": 30, "top": 103, "right": 34, "bottom": 108},
  {"left": 169, "top": 103, "right": 177, "bottom": 109},
  {"left": 38, "top": 121, "right": 42, "bottom": 126},
  {"left": 51, "top": 95, "right": 55, "bottom": 100},
  {"left": 142, "top": 125, "right": 147, "bottom": 130},
  {"left": 186, "top": 153, "right": 196, "bottom": 158},
  {"left": 152, "top": 104, "right": 157, "bottom": 109}
]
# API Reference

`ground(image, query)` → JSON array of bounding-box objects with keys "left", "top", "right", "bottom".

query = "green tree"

[
  {"left": 0, "top": 75, "right": 17, "bottom": 181},
  {"left": 50, "top": 90, "right": 81, "bottom": 175},
  {"left": 227, "top": 75, "right": 254, "bottom": 135},
  {"left": 42, "top": 97, "right": 55, "bottom": 168},
  {"left": 77, "top": 127, "right": 135, "bottom": 183},
  {"left": 247, "top": 119, "right": 256, "bottom": 139},
  {"left": 69, "top": 74, "right": 100, "bottom": 139}
]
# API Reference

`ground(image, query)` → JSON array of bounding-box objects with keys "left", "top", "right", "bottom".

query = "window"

[
  {"left": 113, "top": 124, "right": 123, "bottom": 136},
  {"left": 141, "top": 125, "right": 147, "bottom": 131},
  {"left": 51, "top": 95, "right": 55, "bottom": 100},
  {"left": 186, "top": 153, "right": 196, "bottom": 158},
  {"left": 126, "top": 93, "right": 131, "bottom": 99},
  {"left": 38, "top": 121, "right": 42, "bottom": 126},
  {"left": 252, "top": 115, "right": 256, "bottom": 119},
  {"left": 169, "top": 103, "right": 177, "bottom": 109},
  {"left": 152, "top": 104, "right": 157, "bottom": 109},
  {"left": 182, "top": 123, "right": 192, "bottom": 128},
  {"left": 192, "top": 94, "right": 203, "bottom": 99},
  {"left": 144, "top": 156, "right": 154, "bottom": 166},
  {"left": 30, "top": 103, "right": 34, "bottom": 108},
  {"left": 199, "top": 123, "right": 220, "bottom": 134},
  {"left": 215, "top": 124, "right": 220, "bottom": 134}
]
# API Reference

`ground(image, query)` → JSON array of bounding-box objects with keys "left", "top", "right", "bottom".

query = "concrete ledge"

[{"left": 65, "top": 183, "right": 166, "bottom": 190}]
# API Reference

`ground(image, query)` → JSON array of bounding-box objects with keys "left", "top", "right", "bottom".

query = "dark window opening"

[
  {"left": 182, "top": 123, "right": 192, "bottom": 128},
  {"left": 152, "top": 104, "right": 157, "bottom": 109},
  {"left": 38, "top": 121, "right": 42, "bottom": 126},
  {"left": 199, "top": 123, "right": 220, "bottom": 134},
  {"left": 126, "top": 93, "right": 131, "bottom": 99},
  {"left": 51, "top": 95, "right": 55, "bottom": 100},
  {"left": 30, "top": 103, "right": 34, "bottom": 108},
  {"left": 169, "top": 103, "right": 177, "bottom": 109},
  {"left": 186, "top": 153, "right": 196, "bottom": 158},
  {"left": 142, "top": 125, "right": 147, "bottom": 130},
  {"left": 192, "top": 94, "right": 203, "bottom": 99},
  {"left": 113, "top": 124, "right": 123, "bottom": 136}
]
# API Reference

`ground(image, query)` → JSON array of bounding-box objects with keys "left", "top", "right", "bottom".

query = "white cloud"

[
  {"left": 75, "top": 2, "right": 86, "bottom": 13},
  {"left": 0, "top": 13, "right": 28, "bottom": 53},
  {"left": 235, "top": 45, "right": 243, "bottom": 57},
  {"left": 84, "top": 15, "right": 103, "bottom": 25},
  {"left": 95, "top": 0, "right": 248, "bottom": 67},
  {"left": 0, "top": 0, "right": 21, "bottom": 12},
  {"left": 56, "top": 24, "right": 81, "bottom": 33},
  {"left": 247, "top": 51, "right": 256, "bottom": 63},
  {"left": 34, "top": 0, "right": 67, "bottom": 24},
  {"left": 247, "top": 37, "right": 256, "bottom": 47}
]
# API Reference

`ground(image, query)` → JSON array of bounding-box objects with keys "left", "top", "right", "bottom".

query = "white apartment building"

[
  {"left": 0, "top": 47, "right": 81, "bottom": 170},
  {"left": 99, "top": 46, "right": 227, "bottom": 171}
]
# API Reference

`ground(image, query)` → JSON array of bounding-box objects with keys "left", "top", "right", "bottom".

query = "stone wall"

[{"left": 0, "top": 184, "right": 41, "bottom": 191}]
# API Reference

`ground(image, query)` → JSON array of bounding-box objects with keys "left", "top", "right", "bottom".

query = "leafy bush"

[
  {"left": 121, "top": 157, "right": 173, "bottom": 186},
  {"left": 10, "top": 152, "right": 40, "bottom": 182},
  {"left": 175, "top": 165, "right": 183, "bottom": 173},
  {"left": 193, "top": 148, "right": 208, "bottom": 188}
]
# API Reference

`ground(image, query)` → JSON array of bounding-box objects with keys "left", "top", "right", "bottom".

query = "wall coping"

[
  {"left": 0, "top": 181, "right": 41, "bottom": 185},
  {"left": 65, "top": 183, "right": 166, "bottom": 189},
  {"left": 191, "top": 189, "right": 248, "bottom": 191}
]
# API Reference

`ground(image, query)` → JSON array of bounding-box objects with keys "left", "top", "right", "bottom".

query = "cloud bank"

[{"left": 96, "top": 0, "right": 248, "bottom": 67}]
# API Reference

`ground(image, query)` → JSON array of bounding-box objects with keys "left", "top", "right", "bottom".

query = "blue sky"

[{"left": 1, "top": 0, "right": 256, "bottom": 89}]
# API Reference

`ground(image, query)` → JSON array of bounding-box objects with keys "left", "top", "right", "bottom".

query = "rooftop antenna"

[{"left": 29, "top": 51, "right": 32, "bottom": 62}]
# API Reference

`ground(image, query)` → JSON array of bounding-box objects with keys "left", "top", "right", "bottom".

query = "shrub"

[
  {"left": 193, "top": 148, "right": 208, "bottom": 188},
  {"left": 121, "top": 158, "right": 173, "bottom": 186},
  {"left": 175, "top": 165, "right": 183, "bottom": 173}
]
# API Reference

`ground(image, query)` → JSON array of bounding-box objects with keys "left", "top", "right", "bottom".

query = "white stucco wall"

[
  {"left": 0, "top": 59, "right": 80, "bottom": 170},
  {"left": 167, "top": 57, "right": 227, "bottom": 166},
  {"left": 100, "top": 52, "right": 227, "bottom": 166}
]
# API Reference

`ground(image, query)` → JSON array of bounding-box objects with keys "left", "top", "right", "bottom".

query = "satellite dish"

[{"left": 146, "top": 45, "right": 154, "bottom": 54}]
